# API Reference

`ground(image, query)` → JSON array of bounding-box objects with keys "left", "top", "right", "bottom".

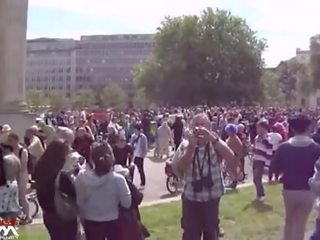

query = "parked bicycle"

[
  {"left": 17, "top": 182, "right": 40, "bottom": 222},
  {"left": 165, "top": 160, "right": 183, "bottom": 194}
]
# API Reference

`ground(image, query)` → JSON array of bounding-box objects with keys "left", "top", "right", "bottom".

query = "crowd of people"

[{"left": 0, "top": 105, "right": 320, "bottom": 239}]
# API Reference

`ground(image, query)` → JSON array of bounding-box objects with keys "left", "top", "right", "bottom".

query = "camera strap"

[
  {"left": 192, "top": 144, "right": 209, "bottom": 179},
  {"left": 191, "top": 143, "right": 211, "bottom": 200}
]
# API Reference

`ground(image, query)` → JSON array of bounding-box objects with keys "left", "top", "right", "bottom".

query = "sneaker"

[
  {"left": 19, "top": 217, "right": 32, "bottom": 225},
  {"left": 257, "top": 196, "right": 265, "bottom": 202},
  {"left": 226, "top": 181, "right": 238, "bottom": 189},
  {"left": 218, "top": 227, "right": 225, "bottom": 237}
]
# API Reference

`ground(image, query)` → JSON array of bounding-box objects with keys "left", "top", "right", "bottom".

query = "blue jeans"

[
  {"left": 310, "top": 218, "right": 320, "bottom": 240},
  {"left": 253, "top": 161, "right": 265, "bottom": 198}
]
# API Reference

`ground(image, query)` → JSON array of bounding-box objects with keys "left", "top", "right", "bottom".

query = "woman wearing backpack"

[{"left": 34, "top": 140, "right": 78, "bottom": 240}]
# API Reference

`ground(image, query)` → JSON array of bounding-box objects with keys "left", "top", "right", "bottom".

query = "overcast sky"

[{"left": 27, "top": 0, "right": 320, "bottom": 67}]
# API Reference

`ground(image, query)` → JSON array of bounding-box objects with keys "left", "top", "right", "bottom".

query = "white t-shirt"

[{"left": 268, "top": 132, "right": 283, "bottom": 151}]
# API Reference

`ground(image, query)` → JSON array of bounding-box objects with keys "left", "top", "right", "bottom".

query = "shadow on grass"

[
  {"left": 225, "top": 188, "right": 239, "bottom": 195},
  {"left": 160, "top": 192, "right": 181, "bottom": 199},
  {"left": 243, "top": 200, "right": 273, "bottom": 213}
]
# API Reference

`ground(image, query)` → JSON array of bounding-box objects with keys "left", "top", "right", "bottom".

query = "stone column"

[
  {"left": 0, "top": 0, "right": 35, "bottom": 139},
  {"left": 0, "top": 0, "right": 28, "bottom": 111}
]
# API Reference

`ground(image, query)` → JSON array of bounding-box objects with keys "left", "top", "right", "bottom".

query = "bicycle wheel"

[
  {"left": 166, "top": 175, "right": 178, "bottom": 194},
  {"left": 28, "top": 198, "right": 40, "bottom": 219}
]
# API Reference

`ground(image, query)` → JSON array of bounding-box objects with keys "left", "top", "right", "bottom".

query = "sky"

[{"left": 27, "top": 0, "right": 320, "bottom": 67}]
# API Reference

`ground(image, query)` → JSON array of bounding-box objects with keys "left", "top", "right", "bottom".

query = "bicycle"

[
  {"left": 17, "top": 185, "right": 40, "bottom": 222},
  {"left": 165, "top": 160, "right": 183, "bottom": 194}
]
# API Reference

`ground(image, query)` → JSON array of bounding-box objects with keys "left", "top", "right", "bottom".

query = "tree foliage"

[
  {"left": 135, "top": 8, "right": 266, "bottom": 106},
  {"left": 310, "top": 35, "right": 320, "bottom": 89},
  {"left": 26, "top": 90, "right": 50, "bottom": 108},
  {"left": 71, "top": 89, "right": 96, "bottom": 108},
  {"left": 46, "top": 91, "right": 70, "bottom": 110},
  {"left": 133, "top": 88, "right": 149, "bottom": 108},
  {"left": 100, "top": 83, "right": 128, "bottom": 109},
  {"left": 261, "top": 70, "right": 284, "bottom": 105}
]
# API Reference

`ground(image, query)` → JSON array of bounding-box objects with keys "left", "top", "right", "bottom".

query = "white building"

[{"left": 26, "top": 38, "right": 77, "bottom": 97}]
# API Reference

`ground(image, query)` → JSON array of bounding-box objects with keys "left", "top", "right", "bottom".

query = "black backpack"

[{"left": 18, "top": 148, "right": 36, "bottom": 174}]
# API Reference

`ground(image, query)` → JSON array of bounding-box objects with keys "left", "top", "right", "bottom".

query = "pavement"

[{"left": 29, "top": 149, "right": 255, "bottom": 225}]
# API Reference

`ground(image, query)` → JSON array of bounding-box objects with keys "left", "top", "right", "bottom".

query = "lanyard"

[{"left": 192, "top": 143, "right": 210, "bottom": 179}]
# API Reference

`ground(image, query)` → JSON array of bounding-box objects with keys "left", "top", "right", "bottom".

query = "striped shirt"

[
  {"left": 172, "top": 139, "right": 224, "bottom": 202},
  {"left": 253, "top": 134, "right": 273, "bottom": 164}
]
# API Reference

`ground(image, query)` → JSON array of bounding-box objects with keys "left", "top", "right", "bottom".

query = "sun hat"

[{"left": 2, "top": 124, "right": 11, "bottom": 133}]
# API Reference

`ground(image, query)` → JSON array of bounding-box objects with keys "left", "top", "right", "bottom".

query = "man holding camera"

[{"left": 172, "top": 113, "right": 239, "bottom": 240}]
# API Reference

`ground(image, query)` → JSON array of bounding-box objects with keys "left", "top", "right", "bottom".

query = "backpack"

[
  {"left": 18, "top": 148, "right": 36, "bottom": 174},
  {"left": 54, "top": 171, "right": 78, "bottom": 221}
]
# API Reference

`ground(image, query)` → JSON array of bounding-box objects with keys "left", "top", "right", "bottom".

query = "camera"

[{"left": 191, "top": 176, "right": 214, "bottom": 193}]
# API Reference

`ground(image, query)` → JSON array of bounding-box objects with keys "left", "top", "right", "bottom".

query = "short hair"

[
  {"left": 134, "top": 124, "right": 143, "bottom": 131},
  {"left": 288, "top": 114, "right": 311, "bottom": 134},
  {"left": 8, "top": 133, "right": 19, "bottom": 142},
  {"left": 257, "top": 118, "right": 269, "bottom": 130}
]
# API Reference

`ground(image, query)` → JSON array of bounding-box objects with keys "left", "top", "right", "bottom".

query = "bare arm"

[
  {"left": 20, "top": 149, "right": 28, "bottom": 174},
  {"left": 178, "top": 143, "right": 196, "bottom": 172},
  {"left": 214, "top": 139, "right": 238, "bottom": 179}
]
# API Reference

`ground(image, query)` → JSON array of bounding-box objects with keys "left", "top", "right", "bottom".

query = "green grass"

[{"left": 17, "top": 185, "right": 316, "bottom": 240}]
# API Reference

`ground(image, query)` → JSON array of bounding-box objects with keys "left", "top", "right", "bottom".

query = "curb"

[{"left": 29, "top": 181, "right": 260, "bottom": 225}]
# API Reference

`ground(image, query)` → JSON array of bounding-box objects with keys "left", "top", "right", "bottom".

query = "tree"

[
  {"left": 261, "top": 70, "right": 284, "bottom": 105},
  {"left": 71, "top": 89, "right": 96, "bottom": 108},
  {"left": 133, "top": 88, "right": 149, "bottom": 108},
  {"left": 310, "top": 35, "right": 320, "bottom": 89},
  {"left": 46, "top": 91, "right": 70, "bottom": 110},
  {"left": 26, "top": 90, "right": 50, "bottom": 109},
  {"left": 135, "top": 8, "right": 266, "bottom": 106},
  {"left": 100, "top": 83, "right": 128, "bottom": 109}
]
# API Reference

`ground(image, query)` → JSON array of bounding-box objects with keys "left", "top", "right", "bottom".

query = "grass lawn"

[{"left": 17, "top": 184, "right": 316, "bottom": 240}]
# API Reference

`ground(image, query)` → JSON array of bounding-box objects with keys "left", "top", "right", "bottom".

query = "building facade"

[
  {"left": 26, "top": 34, "right": 155, "bottom": 97},
  {"left": 274, "top": 35, "right": 320, "bottom": 108},
  {"left": 26, "top": 38, "right": 77, "bottom": 97}
]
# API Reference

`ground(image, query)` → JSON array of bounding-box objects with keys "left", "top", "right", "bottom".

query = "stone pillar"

[
  {"left": 0, "top": 0, "right": 28, "bottom": 110},
  {"left": 0, "top": 0, "right": 35, "bottom": 139}
]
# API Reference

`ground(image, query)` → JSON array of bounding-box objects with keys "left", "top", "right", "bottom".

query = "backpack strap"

[
  {"left": 55, "top": 171, "right": 62, "bottom": 192},
  {"left": 18, "top": 148, "right": 23, "bottom": 159}
]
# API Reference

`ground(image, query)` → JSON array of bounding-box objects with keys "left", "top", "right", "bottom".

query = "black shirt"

[{"left": 113, "top": 144, "right": 133, "bottom": 166}]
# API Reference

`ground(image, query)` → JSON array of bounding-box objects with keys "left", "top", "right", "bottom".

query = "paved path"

[{"left": 29, "top": 149, "right": 254, "bottom": 224}]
